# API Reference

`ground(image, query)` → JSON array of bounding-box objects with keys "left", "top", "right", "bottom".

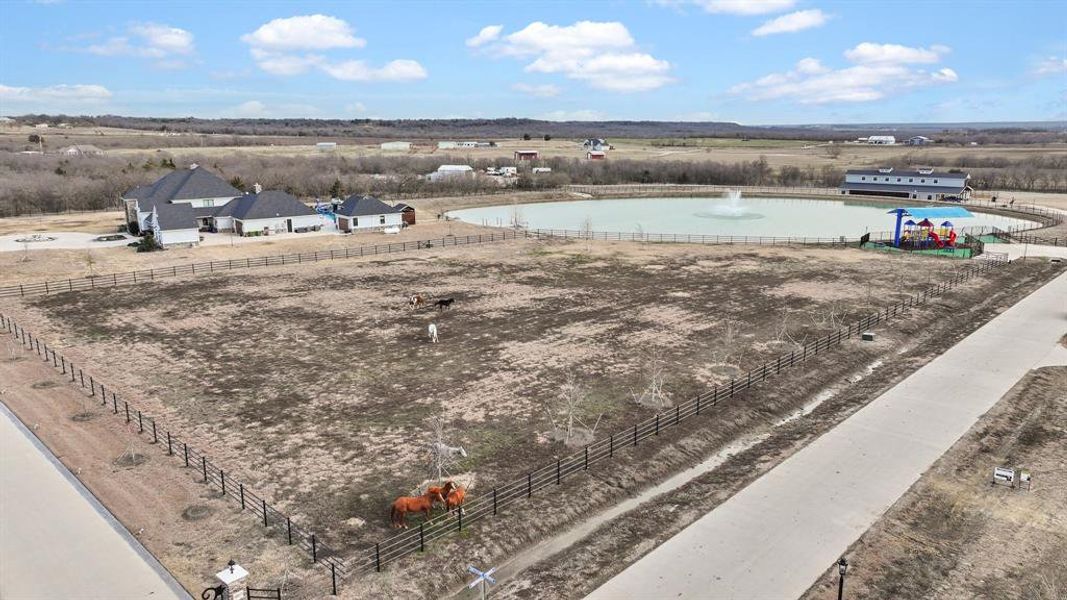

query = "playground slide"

[
  {"left": 928, "top": 231, "right": 945, "bottom": 248},
  {"left": 927, "top": 230, "right": 958, "bottom": 249}
]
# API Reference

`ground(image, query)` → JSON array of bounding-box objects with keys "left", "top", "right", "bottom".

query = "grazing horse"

[
  {"left": 434, "top": 298, "right": 455, "bottom": 310},
  {"left": 408, "top": 294, "right": 426, "bottom": 310},
  {"left": 445, "top": 484, "right": 466, "bottom": 516},
  {"left": 390, "top": 489, "right": 444, "bottom": 528},
  {"left": 427, "top": 481, "right": 456, "bottom": 511},
  {"left": 428, "top": 323, "right": 439, "bottom": 343}
]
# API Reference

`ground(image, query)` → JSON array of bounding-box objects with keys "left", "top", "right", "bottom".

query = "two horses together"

[
  {"left": 389, "top": 481, "right": 467, "bottom": 528},
  {"left": 408, "top": 294, "right": 456, "bottom": 311}
]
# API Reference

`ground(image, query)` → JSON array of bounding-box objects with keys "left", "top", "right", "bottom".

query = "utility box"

[{"left": 861, "top": 332, "right": 876, "bottom": 342}]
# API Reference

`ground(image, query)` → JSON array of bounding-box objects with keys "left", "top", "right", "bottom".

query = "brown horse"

[
  {"left": 390, "top": 489, "right": 444, "bottom": 528},
  {"left": 445, "top": 484, "right": 466, "bottom": 516},
  {"left": 427, "top": 481, "right": 456, "bottom": 512}
]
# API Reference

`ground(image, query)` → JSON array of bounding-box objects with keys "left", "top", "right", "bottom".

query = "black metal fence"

[
  {"left": 0, "top": 231, "right": 526, "bottom": 299},
  {"left": 348, "top": 252, "right": 1013, "bottom": 576},
  {"left": 0, "top": 315, "right": 347, "bottom": 592}
]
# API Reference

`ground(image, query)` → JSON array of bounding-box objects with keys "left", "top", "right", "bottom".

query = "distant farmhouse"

[
  {"left": 840, "top": 167, "right": 971, "bottom": 201},
  {"left": 514, "top": 150, "right": 539, "bottom": 161},
  {"left": 582, "top": 138, "right": 607, "bottom": 151},
  {"left": 907, "top": 136, "right": 932, "bottom": 146},
  {"left": 123, "top": 166, "right": 324, "bottom": 246},
  {"left": 866, "top": 136, "right": 896, "bottom": 145}
]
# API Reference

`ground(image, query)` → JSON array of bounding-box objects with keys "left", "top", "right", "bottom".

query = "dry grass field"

[
  {"left": 4, "top": 123, "right": 1065, "bottom": 172},
  {"left": 0, "top": 238, "right": 966, "bottom": 555}
]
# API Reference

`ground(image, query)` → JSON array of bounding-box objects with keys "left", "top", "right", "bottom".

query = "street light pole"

[{"left": 837, "top": 557, "right": 849, "bottom": 600}]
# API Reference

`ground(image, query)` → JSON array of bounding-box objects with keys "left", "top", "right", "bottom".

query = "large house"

[
  {"left": 335, "top": 195, "right": 404, "bottom": 233},
  {"left": 840, "top": 168, "right": 971, "bottom": 201},
  {"left": 124, "top": 167, "right": 324, "bottom": 246},
  {"left": 123, "top": 165, "right": 241, "bottom": 233}
]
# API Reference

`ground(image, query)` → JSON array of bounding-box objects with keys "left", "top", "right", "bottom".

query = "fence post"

[
  {"left": 492, "top": 488, "right": 497, "bottom": 515},
  {"left": 374, "top": 543, "right": 380, "bottom": 572},
  {"left": 696, "top": 395, "right": 701, "bottom": 415},
  {"left": 221, "top": 470, "right": 226, "bottom": 495},
  {"left": 202, "top": 456, "right": 208, "bottom": 482},
  {"left": 584, "top": 445, "right": 589, "bottom": 470},
  {"left": 332, "top": 562, "right": 338, "bottom": 596},
  {"left": 79, "top": 369, "right": 84, "bottom": 387},
  {"left": 240, "top": 483, "right": 245, "bottom": 509},
  {"left": 61, "top": 356, "right": 66, "bottom": 374},
  {"left": 287, "top": 517, "right": 293, "bottom": 545},
  {"left": 183, "top": 443, "right": 189, "bottom": 467},
  {"left": 634, "top": 423, "right": 638, "bottom": 446},
  {"left": 152, "top": 420, "right": 157, "bottom": 444},
  {"left": 556, "top": 459, "right": 561, "bottom": 484},
  {"left": 166, "top": 431, "right": 172, "bottom": 455},
  {"left": 609, "top": 433, "right": 614, "bottom": 458},
  {"left": 125, "top": 402, "right": 130, "bottom": 423},
  {"left": 312, "top": 534, "right": 317, "bottom": 562},
  {"left": 138, "top": 410, "right": 143, "bottom": 433},
  {"left": 262, "top": 499, "right": 267, "bottom": 527},
  {"left": 420, "top": 523, "right": 425, "bottom": 552},
  {"left": 655, "top": 414, "right": 660, "bottom": 435},
  {"left": 527, "top": 472, "right": 532, "bottom": 498},
  {"left": 458, "top": 507, "right": 463, "bottom": 531},
  {"left": 111, "top": 392, "right": 117, "bottom": 413},
  {"left": 676, "top": 405, "right": 681, "bottom": 425}
]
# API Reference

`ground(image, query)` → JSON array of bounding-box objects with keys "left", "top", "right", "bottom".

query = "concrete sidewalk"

[
  {"left": 0, "top": 403, "right": 188, "bottom": 599},
  {"left": 588, "top": 270, "right": 1067, "bottom": 600}
]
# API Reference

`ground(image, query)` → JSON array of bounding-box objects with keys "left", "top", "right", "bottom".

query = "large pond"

[{"left": 447, "top": 195, "right": 1035, "bottom": 238}]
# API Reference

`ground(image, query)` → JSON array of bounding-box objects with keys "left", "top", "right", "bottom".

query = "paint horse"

[
  {"left": 409, "top": 294, "right": 426, "bottom": 310},
  {"left": 390, "top": 488, "right": 444, "bottom": 528}
]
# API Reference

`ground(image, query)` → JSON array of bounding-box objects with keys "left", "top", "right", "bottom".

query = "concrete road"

[
  {"left": 588, "top": 271, "right": 1067, "bottom": 600},
  {"left": 984, "top": 242, "right": 1067, "bottom": 261},
  {"left": 0, "top": 403, "right": 188, "bottom": 599}
]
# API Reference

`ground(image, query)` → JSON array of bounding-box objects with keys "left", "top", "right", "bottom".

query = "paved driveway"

[
  {"left": 588, "top": 271, "right": 1067, "bottom": 600},
  {"left": 0, "top": 403, "right": 188, "bottom": 599}
]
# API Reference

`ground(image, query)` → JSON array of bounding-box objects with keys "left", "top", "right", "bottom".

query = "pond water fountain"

[{"left": 693, "top": 190, "right": 765, "bottom": 221}]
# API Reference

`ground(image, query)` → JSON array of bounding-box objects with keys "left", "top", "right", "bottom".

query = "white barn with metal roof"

[{"left": 840, "top": 168, "right": 970, "bottom": 200}]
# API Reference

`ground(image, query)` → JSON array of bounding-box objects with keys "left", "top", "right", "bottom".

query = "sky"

[{"left": 1, "top": 0, "right": 1065, "bottom": 124}]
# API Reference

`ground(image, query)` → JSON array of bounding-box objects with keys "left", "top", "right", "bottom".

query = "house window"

[
  {"left": 379, "top": 215, "right": 386, "bottom": 225},
  {"left": 909, "top": 178, "right": 913, "bottom": 182},
  {"left": 353, "top": 217, "right": 359, "bottom": 227},
  {"left": 933, "top": 179, "right": 938, "bottom": 183},
  {"left": 896, "top": 178, "right": 901, "bottom": 182},
  {"left": 861, "top": 176, "right": 866, "bottom": 181},
  {"left": 920, "top": 179, "right": 926, "bottom": 183},
  {"left": 885, "top": 177, "right": 890, "bottom": 181},
  {"left": 203, "top": 199, "right": 214, "bottom": 207}
]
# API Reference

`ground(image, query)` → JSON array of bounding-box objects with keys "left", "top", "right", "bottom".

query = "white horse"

[
  {"left": 431, "top": 442, "right": 467, "bottom": 458},
  {"left": 428, "top": 323, "right": 439, "bottom": 343}
]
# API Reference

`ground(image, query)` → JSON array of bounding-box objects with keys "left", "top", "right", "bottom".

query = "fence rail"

[
  {"left": 0, "top": 315, "right": 347, "bottom": 590},
  {"left": 348, "top": 252, "right": 1013, "bottom": 575}
]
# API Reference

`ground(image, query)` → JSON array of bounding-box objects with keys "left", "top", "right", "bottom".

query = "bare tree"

[
  {"left": 714, "top": 319, "right": 741, "bottom": 365},
  {"left": 824, "top": 144, "right": 842, "bottom": 159},
  {"left": 629, "top": 350, "right": 671, "bottom": 409},
  {"left": 509, "top": 202, "right": 525, "bottom": 229},
  {"left": 85, "top": 249, "right": 96, "bottom": 278},
  {"left": 542, "top": 372, "right": 601, "bottom": 447},
  {"left": 425, "top": 417, "right": 466, "bottom": 481}
]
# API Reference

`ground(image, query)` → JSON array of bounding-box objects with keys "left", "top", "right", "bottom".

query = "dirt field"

[
  {"left": 0, "top": 239, "right": 976, "bottom": 553},
  {"left": 801, "top": 364, "right": 1067, "bottom": 600},
  {"left": 1, "top": 240, "right": 1061, "bottom": 598}
]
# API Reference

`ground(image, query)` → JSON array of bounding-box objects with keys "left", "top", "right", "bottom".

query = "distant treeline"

[
  {"left": 3, "top": 150, "right": 1064, "bottom": 217},
  {"left": 8, "top": 114, "right": 1066, "bottom": 144}
]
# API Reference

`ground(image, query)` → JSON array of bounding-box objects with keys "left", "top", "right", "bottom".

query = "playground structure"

[{"left": 888, "top": 207, "right": 973, "bottom": 249}]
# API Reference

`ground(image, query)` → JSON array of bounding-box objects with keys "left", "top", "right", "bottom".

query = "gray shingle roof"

[
  {"left": 228, "top": 190, "right": 317, "bottom": 220},
  {"left": 150, "top": 203, "right": 199, "bottom": 231},
  {"left": 125, "top": 168, "right": 241, "bottom": 209},
  {"left": 336, "top": 194, "right": 399, "bottom": 217}
]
